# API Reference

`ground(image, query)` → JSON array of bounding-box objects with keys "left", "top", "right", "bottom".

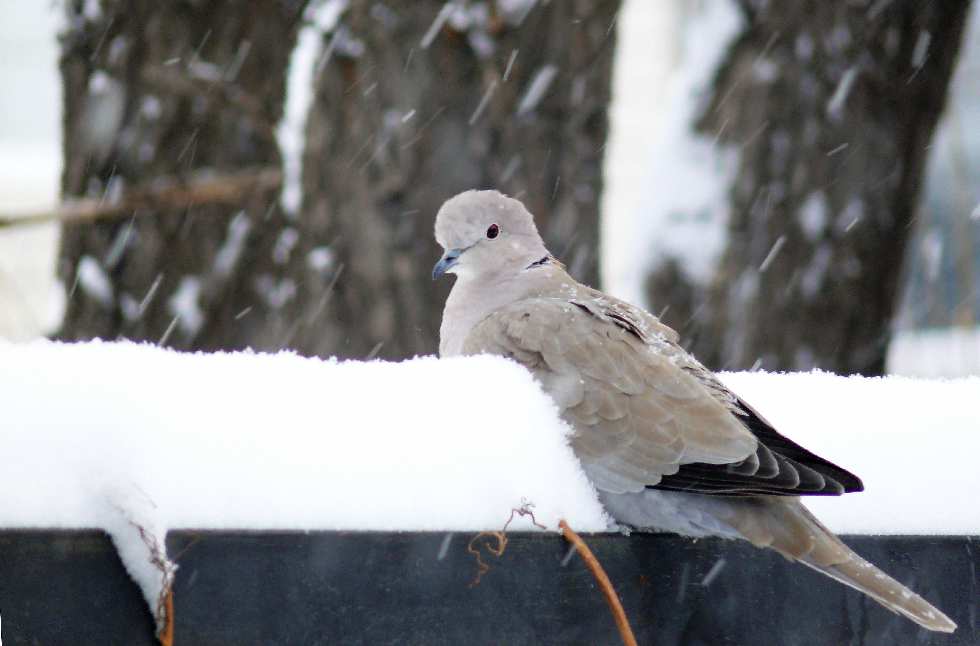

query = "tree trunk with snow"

[
  {"left": 645, "top": 1, "right": 970, "bottom": 375},
  {"left": 292, "top": 0, "right": 619, "bottom": 360},
  {"left": 57, "top": 0, "right": 309, "bottom": 350}
]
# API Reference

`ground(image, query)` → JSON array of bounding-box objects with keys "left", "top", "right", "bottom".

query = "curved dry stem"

[{"left": 559, "top": 519, "right": 638, "bottom": 646}]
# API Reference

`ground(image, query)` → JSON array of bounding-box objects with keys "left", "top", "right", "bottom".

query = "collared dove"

[{"left": 433, "top": 189, "right": 955, "bottom": 633}]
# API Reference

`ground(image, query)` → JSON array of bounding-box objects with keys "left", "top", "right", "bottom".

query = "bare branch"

[{"left": 0, "top": 167, "right": 282, "bottom": 229}]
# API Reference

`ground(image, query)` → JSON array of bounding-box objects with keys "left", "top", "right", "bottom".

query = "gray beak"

[{"left": 432, "top": 248, "right": 462, "bottom": 280}]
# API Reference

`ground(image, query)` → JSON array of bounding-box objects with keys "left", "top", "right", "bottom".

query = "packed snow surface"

[
  {"left": 1, "top": 341, "right": 977, "bottom": 536},
  {"left": 0, "top": 340, "right": 608, "bottom": 533},
  {"left": 720, "top": 370, "right": 980, "bottom": 535}
]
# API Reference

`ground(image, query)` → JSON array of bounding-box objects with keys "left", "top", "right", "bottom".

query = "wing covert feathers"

[
  {"left": 463, "top": 297, "right": 758, "bottom": 493},
  {"left": 463, "top": 292, "right": 862, "bottom": 497}
]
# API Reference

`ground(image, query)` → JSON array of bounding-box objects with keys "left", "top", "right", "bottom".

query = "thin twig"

[
  {"left": 559, "top": 519, "right": 638, "bottom": 646},
  {"left": 467, "top": 500, "right": 545, "bottom": 587},
  {"left": 159, "top": 588, "right": 174, "bottom": 646},
  {"left": 130, "top": 521, "right": 177, "bottom": 644},
  {"left": 466, "top": 530, "right": 507, "bottom": 588},
  {"left": 0, "top": 167, "right": 282, "bottom": 229}
]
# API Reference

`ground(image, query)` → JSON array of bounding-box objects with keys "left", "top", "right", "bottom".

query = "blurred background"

[{"left": 1, "top": 0, "right": 977, "bottom": 377}]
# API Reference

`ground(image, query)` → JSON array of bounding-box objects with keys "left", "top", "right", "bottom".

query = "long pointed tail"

[{"left": 726, "top": 499, "right": 956, "bottom": 633}]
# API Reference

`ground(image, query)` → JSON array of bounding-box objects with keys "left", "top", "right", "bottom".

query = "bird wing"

[
  {"left": 462, "top": 296, "right": 758, "bottom": 494},
  {"left": 463, "top": 293, "right": 862, "bottom": 496}
]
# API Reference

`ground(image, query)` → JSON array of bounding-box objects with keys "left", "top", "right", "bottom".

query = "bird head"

[{"left": 432, "top": 190, "right": 549, "bottom": 281}]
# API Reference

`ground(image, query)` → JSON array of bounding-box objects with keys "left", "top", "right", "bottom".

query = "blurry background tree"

[
  {"left": 292, "top": 0, "right": 618, "bottom": 359},
  {"left": 636, "top": 0, "right": 971, "bottom": 375},
  {"left": 2, "top": 1, "right": 978, "bottom": 376},
  {"left": 296, "top": 0, "right": 619, "bottom": 358},
  {"left": 53, "top": 0, "right": 619, "bottom": 360},
  {"left": 56, "top": 0, "right": 310, "bottom": 352}
]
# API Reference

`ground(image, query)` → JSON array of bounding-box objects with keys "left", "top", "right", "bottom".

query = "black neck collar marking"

[{"left": 525, "top": 256, "right": 551, "bottom": 270}]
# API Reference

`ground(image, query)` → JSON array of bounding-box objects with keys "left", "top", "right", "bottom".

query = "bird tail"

[{"left": 725, "top": 498, "right": 956, "bottom": 633}]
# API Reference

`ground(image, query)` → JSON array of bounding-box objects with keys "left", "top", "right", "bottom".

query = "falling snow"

[
  {"left": 797, "top": 191, "right": 828, "bottom": 241},
  {"left": 77, "top": 255, "right": 114, "bottom": 308},
  {"left": 273, "top": 227, "right": 300, "bottom": 265},
  {"left": 516, "top": 64, "right": 558, "bottom": 116},
  {"left": 213, "top": 212, "right": 251, "bottom": 276},
  {"left": 836, "top": 198, "right": 864, "bottom": 235},
  {"left": 469, "top": 80, "right": 498, "bottom": 125},
  {"left": 800, "top": 243, "right": 833, "bottom": 298},
  {"left": 420, "top": 3, "right": 454, "bottom": 49},
  {"left": 826, "top": 66, "right": 857, "bottom": 120},
  {"left": 700, "top": 558, "right": 726, "bottom": 586},
  {"left": 758, "top": 235, "right": 786, "bottom": 273},
  {"left": 911, "top": 31, "right": 932, "bottom": 69},
  {"left": 167, "top": 276, "right": 204, "bottom": 337},
  {"left": 307, "top": 246, "right": 334, "bottom": 272},
  {"left": 256, "top": 275, "right": 297, "bottom": 309}
]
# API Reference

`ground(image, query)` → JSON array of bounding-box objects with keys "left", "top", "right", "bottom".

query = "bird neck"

[{"left": 439, "top": 262, "right": 569, "bottom": 357}]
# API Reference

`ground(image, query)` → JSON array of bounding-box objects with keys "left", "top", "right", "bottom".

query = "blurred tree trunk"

[
  {"left": 645, "top": 0, "right": 970, "bottom": 375},
  {"left": 292, "top": 0, "right": 619, "bottom": 360},
  {"left": 57, "top": 0, "right": 308, "bottom": 350}
]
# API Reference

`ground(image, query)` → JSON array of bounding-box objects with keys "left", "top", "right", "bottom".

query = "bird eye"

[{"left": 486, "top": 223, "right": 500, "bottom": 239}]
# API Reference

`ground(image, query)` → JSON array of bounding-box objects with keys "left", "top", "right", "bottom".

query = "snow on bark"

[
  {"left": 634, "top": 0, "right": 970, "bottom": 375},
  {"left": 605, "top": 0, "right": 744, "bottom": 307},
  {"left": 277, "top": 0, "right": 349, "bottom": 216},
  {"left": 58, "top": 1, "right": 312, "bottom": 353}
]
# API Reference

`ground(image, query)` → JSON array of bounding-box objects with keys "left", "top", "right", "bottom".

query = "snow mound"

[
  {"left": 2, "top": 341, "right": 976, "bottom": 540},
  {"left": 0, "top": 339, "right": 607, "bottom": 533},
  {"left": 721, "top": 370, "right": 980, "bottom": 535}
]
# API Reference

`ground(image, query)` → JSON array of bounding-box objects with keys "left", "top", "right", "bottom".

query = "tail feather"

[
  {"left": 798, "top": 548, "right": 956, "bottom": 633},
  {"left": 726, "top": 499, "right": 956, "bottom": 633}
]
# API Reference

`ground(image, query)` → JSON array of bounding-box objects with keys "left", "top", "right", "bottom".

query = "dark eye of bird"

[{"left": 486, "top": 223, "right": 500, "bottom": 239}]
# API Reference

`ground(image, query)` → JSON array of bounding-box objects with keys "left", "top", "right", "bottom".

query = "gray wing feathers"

[{"left": 462, "top": 297, "right": 757, "bottom": 494}]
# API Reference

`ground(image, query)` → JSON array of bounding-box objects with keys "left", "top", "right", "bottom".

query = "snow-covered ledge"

[
  {"left": 0, "top": 340, "right": 609, "bottom": 636},
  {"left": 3, "top": 340, "right": 976, "bottom": 535},
  {"left": 2, "top": 341, "right": 978, "bottom": 639}
]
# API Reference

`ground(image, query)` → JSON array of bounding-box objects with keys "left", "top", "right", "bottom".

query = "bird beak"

[{"left": 432, "top": 248, "right": 462, "bottom": 280}]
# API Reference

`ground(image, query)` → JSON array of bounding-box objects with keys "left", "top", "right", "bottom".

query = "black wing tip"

[
  {"left": 839, "top": 471, "right": 864, "bottom": 493},
  {"left": 653, "top": 451, "right": 865, "bottom": 498},
  {"left": 734, "top": 399, "right": 867, "bottom": 495}
]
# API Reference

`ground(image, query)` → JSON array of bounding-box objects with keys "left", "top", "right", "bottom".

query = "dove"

[{"left": 433, "top": 189, "right": 955, "bottom": 633}]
